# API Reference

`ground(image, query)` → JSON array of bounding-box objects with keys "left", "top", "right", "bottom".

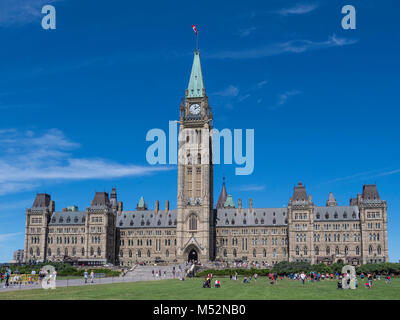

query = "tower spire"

[{"left": 187, "top": 51, "right": 204, "bottom": 98}]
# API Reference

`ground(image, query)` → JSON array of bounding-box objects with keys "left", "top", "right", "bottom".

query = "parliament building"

[{"left": 24, "top": 51, "right": 389, "bottom": 266}]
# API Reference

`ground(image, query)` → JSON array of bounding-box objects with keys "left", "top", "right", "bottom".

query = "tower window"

[{"left": 189, "top": 214, "right": 197, "bottom": 230}]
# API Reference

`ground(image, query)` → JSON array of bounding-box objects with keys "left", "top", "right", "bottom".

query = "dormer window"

[
  {"left": 231, "top": 219, "right": 235, "bottom": 225},
  {"left": 51, "top": 217, "right": 56, "bottom": 223},
  {"left": 146, "top": 220, "right": 150, "bottom": 226},
  {"left": 119, "top": 221, "right": 123, "bottom": 226},
  {"left": 243, "top": 219, "right": 247, "bottom": 225},
  {"left": 66, "top": 216, "right": 71, "bottom": 223},
  {"left": 325, "top": 213, "right": 329, "bottom": 219},
  {"left": 334, "top": 212, "right": 338, "bottom": 219},
  {"left": 261, "top": 218, "right": 264, "bottom": 224},
  {"left": 255, "top": 218, "right": 258, "bottom": 224},
  {"left": 157, "top": 219, "right": 161, "bottom": 226},
  {"left": 59, "top": 217, "right": 63, "bottom": 223},
  {"left": 225, "top": 219, "right": 229, "bottom": 225},
  {"left": 74, "top": 217, "right": 78, "bottom": 223},
  {"left": 82, "top": 217, "right": 85, "bottom": 223},
  {"left": 130, "top": 220, "right": 134, "bottom": 226},
  {"left": 168, "top": 219, "right": 172, "bottom": 225},
  {"left": 273, "top": 218, "right": 276, "bottom": 225},
  {"left": 343, "top": 212, "right": 347, "bottom": 219}
]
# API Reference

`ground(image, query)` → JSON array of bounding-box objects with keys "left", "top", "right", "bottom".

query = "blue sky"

[{"left": 0, "top": 0, "right": 399, "bottom": 262}]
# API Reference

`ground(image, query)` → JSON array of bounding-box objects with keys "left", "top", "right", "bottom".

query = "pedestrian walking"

[
  {"left": 90, "top": 271, "right": 95, "bottom": 283},
  {"left": 84, "top": 270, "right": 88, "bottom": 284}
]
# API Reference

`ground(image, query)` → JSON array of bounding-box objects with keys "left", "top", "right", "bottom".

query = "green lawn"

[{"left": 0, "top": 277, "right": 398, "bottom": 300}]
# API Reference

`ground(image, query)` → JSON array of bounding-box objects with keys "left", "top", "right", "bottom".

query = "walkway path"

[{"left": 0, "top": 264, "right": 190, "bottom": 293}]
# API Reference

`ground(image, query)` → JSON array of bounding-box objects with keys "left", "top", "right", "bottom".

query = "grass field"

[{"left": 0, "top": 277, "right": 398, "bottom": 300}]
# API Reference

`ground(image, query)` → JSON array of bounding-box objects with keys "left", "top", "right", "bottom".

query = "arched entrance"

[{"left": 188, "top": 248, "right": 198, "bottom": 262}]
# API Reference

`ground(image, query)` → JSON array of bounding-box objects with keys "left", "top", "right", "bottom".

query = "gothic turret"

[{"left": 216, "top": 177, "right": 228, "bottom": 209}]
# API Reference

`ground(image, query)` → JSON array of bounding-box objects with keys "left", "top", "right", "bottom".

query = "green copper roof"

[
  {"left": 187, "top": 51, "right": 204, "bottom": 98},
  {"left": 224, "top": 195, "right": 235, "bottom": 208},
  {"left": 66, "top": 205, "right": 78, "bottom": 212},
  {"left": 137, "top": 196, "right": 146, "bottom": 209}
]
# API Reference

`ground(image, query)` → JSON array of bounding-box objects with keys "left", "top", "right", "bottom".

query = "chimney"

[
  {"left": 249, "top": 198, "right": 253, "bottom": 211},
  {"left": 165, "top": 200, "right": 170, "bottom": 211},
  {"left": 155, "top": 200, "right": 159, "bottom": 213}
]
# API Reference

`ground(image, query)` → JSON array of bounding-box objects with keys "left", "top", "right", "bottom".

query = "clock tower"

[{"left": 176, "top": 50, "right": 215, "bottom": 262}]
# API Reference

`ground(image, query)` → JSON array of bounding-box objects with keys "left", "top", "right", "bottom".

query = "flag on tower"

[{"left": 192, "top": 24, "right": 198, "bottom": 35}]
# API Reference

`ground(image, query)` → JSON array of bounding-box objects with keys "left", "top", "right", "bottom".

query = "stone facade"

[{"left": 23, "top": 51, "right": 389, "bottom": 266}]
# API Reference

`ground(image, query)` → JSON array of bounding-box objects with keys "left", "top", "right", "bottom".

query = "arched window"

[
  {"left": 369, "top": 245, "right": 373, "bottom": 255},
  {"left": 326, "top": 246, "right": 330, "bottom": 255},
  {"left": 138, "top": 250, "right": 141, "bottom": 258},
  {"left": 356, "top": 246, "right": 360, "bottom": 255},
  {"left": 343, "top": 212, "right": 347, "bottom": 219},
  {"left": 263, "top": 249, "right": 267, "bottom": 257},
  {"left": 90, "top": 247, "right": 94, "bottom": 256},
  {"left": 253, "top": 249, "right": 256, "bottom": 257},
  {"left": 223, "top": 249, "right": 227, "bottom": 257},
  {"left": 97, "top": 247, "right": 101, "bottom": 256},
  {"left": 295, "top": 246, "right": 299, "bottom": 255},
  {"left": 334, "top": 212, "right": 338, "bottom": 219},
  {"left": 82, "top": 248, "right": 85, "bottom": 256},
  {"left": 272, "top": 218, "right": 276, "bottom": 225},
  {"left": 129, "top": 250, "right": 132, "bottom": 258},
  {"left": 315, "top": 246, "right": 319, "bottom": 255},
  {"left": 66, "top": 216, "right": 71, "bottom": 223},
  {"left": 335, "top": 246, "right": 339, "bottom": 255},
  {"left": 316, "top": 212, "right": 320, "bottom": 219},
  {"left": 64, "top": 248, "right": 68, "bottom": 256},
  {"left": 243, "top": 219, "right": 247, "bottom": 225},
  {"left": 147, "top": 250, "right": 151, "bottom": 257},
  {"left": 273, "top": 249, "right": 277, "bottom": 257},
  {"left": 344, "top": 246, "right": 348, "bottom": 256},
  {"left": 304, "top": 246, "right": 307, "bottom": 255},
  {"left": 189, "top": 214, "right": 197, "bottom": 231},
  {"left": 47, "top": 248, "right": 51, "bottom": 256},
  {"left": 377, "top": 246, "right": 382, "bottom": 255},
  {"left": 57, "top": 248, "right": 61, "bottom": 256},
  {"left": 325, "top": 213, "right": 329, "bottom": 219},
  {"left": 233, "top": 249, "right": 237, "bottom": 257},
  {"left": 166, "top": 250, "right": 169, "bottom": 258}
]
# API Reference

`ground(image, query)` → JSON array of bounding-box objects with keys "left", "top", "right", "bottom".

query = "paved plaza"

[{"left": 0, "top": 265, "right": 188, "bottom": 293}]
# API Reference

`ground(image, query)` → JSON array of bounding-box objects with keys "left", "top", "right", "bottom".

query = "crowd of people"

[{"left": 197, "top": 270, "right": 394, "bottom": 290}]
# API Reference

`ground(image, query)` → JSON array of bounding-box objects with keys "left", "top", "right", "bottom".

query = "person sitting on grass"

[
  {"left": 215, "top": 279, "right": 221, "bottom": 288},
  {"left": 337, "top": 281, "right": 343, "bottom": 289},
  {"left": 243, "top": 277, "right": 250, "bottom": 283}
]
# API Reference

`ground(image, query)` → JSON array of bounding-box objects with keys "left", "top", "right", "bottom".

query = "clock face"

[{"left": 189, "top": 103, "right": 201, "bottom": 115}]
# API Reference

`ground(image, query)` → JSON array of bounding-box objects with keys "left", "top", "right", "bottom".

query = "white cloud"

[
  {"left": 0, "top": 0, "right": 61, "bottom": 27},
  {"left": 0, "top": 129, "right": 172, "bottom": 196},
  {"left": 257, "top": 80, "right": 268, "bottom": 88},
  {"left": 215, "top": 85, "right": 240, "bottom": 97},
  {"left": 235, "top": 26, "right": 257, "bottom": 37},
  {"left": 208, "top": 35, "right": 358, "bottom": 60},
  {"left": 277, "top": 3, "right": 319, "bottom": 16},
  {"left": 234, "top": 184, "right": 266, "bottom": 192},
  {"left": 272, "top": 90, "right": 302, "bottom": 109},
  {"left": 0, "top": 232, "right": 23, "bottom": 243}
]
